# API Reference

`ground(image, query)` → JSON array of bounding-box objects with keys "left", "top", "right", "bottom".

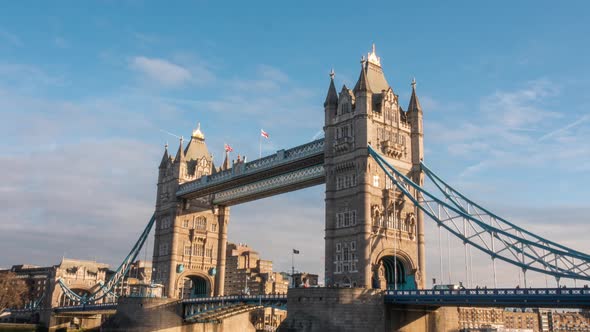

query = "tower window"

[
  {"left": 336, "top": 243, "right": 341, "bottom": 252},
  {"left": 159, "top": 244, "right": 168, "bottom": 256},
  {"left": 373, "top": 175, "right": 380, "bottom": 187}
]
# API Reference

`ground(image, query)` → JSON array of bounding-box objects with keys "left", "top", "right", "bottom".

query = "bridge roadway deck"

[
  {"left": 45, "top": 288, "right": 590, "bottom": 316},
  {"left": 385, "top": 287, "right": 590, "bottom": 308},
  {"left": 176, "top": 139, "right": 325, "bottom": 205}
]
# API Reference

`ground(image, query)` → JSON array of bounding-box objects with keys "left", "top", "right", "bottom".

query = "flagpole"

[
  {"left": 259, "top": 132, "right": 262, "bottom": 159},
  {"left": 291, "top": 251, "right": 295, "bottom": 288}
]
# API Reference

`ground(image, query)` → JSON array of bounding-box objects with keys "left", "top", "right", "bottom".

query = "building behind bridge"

[
  {"left": 223, "top": 242, "right": 289, "bottom": 296},
  {"left": 457, "top": 307, "right": 590, "bottom": 332},
  {"left": 0, "top": 258, "right": 152, "bottom": 312}
]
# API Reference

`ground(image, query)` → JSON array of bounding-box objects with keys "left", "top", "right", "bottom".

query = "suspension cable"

[{"left": 368, "top": 146, "right": 590, "bottom": 282}]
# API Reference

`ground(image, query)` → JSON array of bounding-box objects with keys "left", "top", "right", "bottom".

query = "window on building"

[
  {"left": 345, "top": 175, "right": 351, "bottom": 188},
  {"left": 184, "top": 245, "right": 191, "bottom": 256},
  {"left": 336, "top": 243, "right": 341, "bottom": 252},
  {"left": 351, "top": 262, "right": 357, "bottom": 271},
  {"left": 336, "top": 177, "right": 344, "bottom": 190},
  {"left": 159, "top": 244, "right": 168, "bottom": 256},
  {"left": 351, "top": 241, "right": 356, "bottom": 251},
  {"left": 211, "top": 223, "right": 217, "bottom": 232},
  {"left": 343, "top": 248, "right": 349, "bottom": 261},
  {"left": 343, "top": 264, "right": 349, "bottom": 272},
  {"left": 351, "top": 174, "right": 357, "bottom": 186},
  {"left": 336, "top": 213, "right": 343, "bottom": 228},
  {"left": 205, "top": 248, "right": 213, "bottom": 257},
  {"left": 373, "top": 175, "right": 380, "bottom": 187},
  {"left": 351, "top": 211, "right": 357, "bottom": 225},
  {"left": 336, "top": 254, "right": 341, "bottom": 261},
  {"left": 387, "top": 213, "right": 394, "bottom": 229},
  {"left": 385, "top": 177, "right": 393, "bottom": 190},
  {"left": 344, "top": 212, "right": 350, "bottom": 227},
  {"left": 183, "top": 220, "right": 189, "bottom": 228},
  {"left": 194, "top": 243, "right": 204, "bottom": 256}
]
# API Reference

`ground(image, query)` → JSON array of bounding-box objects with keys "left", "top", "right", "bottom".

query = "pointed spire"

[
  {"left": 192, "top": 122, "right": 205, "bottom": 140},
  {"left": 407, "top": 78, "right": 422, "bottom": 113},
  {"left": 367, "top": 43, "right": 381, "bottom": 66},
  {"left": 159, "top": 143, "right": 169, "bottom": 168},
  {"left": 174, "top": 136, "right": 185, "bottom": 163},
  {"left": 353, "top": 62, "right": 371, "bottom": 94},
  {"left": 222, "top": 150, "right": 230, "bottom": 170},
  {"left": 324, "top": 69, "right": 339, "bottom": 107}
]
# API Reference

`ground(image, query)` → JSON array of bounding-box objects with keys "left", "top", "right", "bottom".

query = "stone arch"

[
  {"left": 373, "top": 249, "right": 417, "bottom": 290},
  {"left": 175, "top": 270, "right": 213, "bottom": 299},
  {"left": 57, "top": 287, "right": 92, "bottom": 307}
]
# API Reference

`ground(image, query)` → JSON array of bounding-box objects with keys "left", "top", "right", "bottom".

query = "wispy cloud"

[
  {"left": 538, "top": 113, "right": 590, "bottom": 142},
  {"left": 130, "top": 56, "right": 195, "bottom": 86},
  {"left": 480, "top": 79, "right": 560, "bottom": 128}
]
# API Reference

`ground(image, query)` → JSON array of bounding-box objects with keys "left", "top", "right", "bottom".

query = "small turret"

[
  {"left": 222, "top": 151, "right": 230, "bottom": 170},
  {"left": 324, "top": 69, "right": 339, "bottom": 107},
  {"left": 174, "top": 137, "right": 185, "bottom": 163},
  {"left": 159, "top": 143, "right": 169, "bottom": 169},
  {"left": 353, "top": 59, "right": 372, "bottom": 94},
  {"left": 407, "top": 78, "right": 422, "bottom": 114}
]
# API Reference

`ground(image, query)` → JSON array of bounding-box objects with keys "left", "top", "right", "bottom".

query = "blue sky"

[{"left": 1, "top": 1, "right": 589, "bottom": 287}]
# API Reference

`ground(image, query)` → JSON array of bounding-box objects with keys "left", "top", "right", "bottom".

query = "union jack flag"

[
  {"left": 261, "top": 129, "right": 269, "bottom": 139},
  {"left": 224, "top": 144, "right": 233, "bottom": 152}
]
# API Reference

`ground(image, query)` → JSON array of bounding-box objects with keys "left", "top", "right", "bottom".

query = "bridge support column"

[
  {"left": 215, "top": 205, "right": 229, "bottom": 296},
  {"left": 417, "top": 206, "right": 426, "bottom": 289}
]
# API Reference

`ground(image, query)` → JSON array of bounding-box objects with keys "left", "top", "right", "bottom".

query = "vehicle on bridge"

[{"left": 433, "top": 283, "right": 465, "bottom": 291}]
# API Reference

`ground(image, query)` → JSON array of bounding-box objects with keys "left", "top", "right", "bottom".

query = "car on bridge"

[{"left": 432, "top": 284, "right": 465, "bottom": 290}]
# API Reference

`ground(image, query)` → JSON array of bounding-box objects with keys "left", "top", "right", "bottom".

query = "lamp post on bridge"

[{"left": 292, "top": 249, "right": 300, "bottom": 288}]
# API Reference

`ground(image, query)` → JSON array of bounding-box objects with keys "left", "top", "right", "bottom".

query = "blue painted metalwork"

[
  {"left": 384, "top": 287, "right": 590, "bottom": 308},
  {"left": 56, "top": 214, "right": 157, "bottom": 304},
  {"left": 176, "top": 139, "right": 324, "bottom": 197},
  {"left": 182, "top": 294, "right": 288, "bottom": 321},
  {"left": 368, "top": 146, "right": 590, "bottom": 281},
  {"left": 54, "top": 302, "right": 118, "bottom": 313},
  {"left": 212, "top": 164, "right": 324, "bottom": 204}
]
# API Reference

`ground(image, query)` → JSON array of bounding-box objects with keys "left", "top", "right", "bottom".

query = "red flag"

[
  {"left": 224, "top": 144, "right": 233, "bottom": 152},
  {"left": 260, "top": 129, "right": 269, "bottom": 139}
]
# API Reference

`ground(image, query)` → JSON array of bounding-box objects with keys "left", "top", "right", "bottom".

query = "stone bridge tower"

[
  {"left": 153, "top": 124, "right": 229, "bottom": 298},
  {"left": 323, "top": 45, "right": 425, "bottom": 290}
]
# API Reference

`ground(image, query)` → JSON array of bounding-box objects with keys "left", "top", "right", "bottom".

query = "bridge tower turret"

[
  {"left": 324, "top": 45, "right": 426, "bottom": 290},
  {"left": 153, "top": 124, "right": 227, "bottom": 299}
]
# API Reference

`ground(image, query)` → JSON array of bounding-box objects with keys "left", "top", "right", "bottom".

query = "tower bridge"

[{"left": 14, "top": 45, "right": 590, "bottom": 331}]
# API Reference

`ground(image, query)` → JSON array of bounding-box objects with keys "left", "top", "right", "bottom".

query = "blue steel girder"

[
  {"left": 385, "top": 288, "right": 590, "bottom": 308},
  {"left": 55, "top": 214, "right": 156, "bottom": 305},
  {"left": 368, "top": 146, "right": 590, "bottom": 281},
  {"left": 183, "top": 295, "right": 288, "bottom": 321},
  {"left": 176, "top": 139, "right": 325, "bottom": 201},
  {"left": 212, "top": 164, "right": 324, "bottom": 205}
]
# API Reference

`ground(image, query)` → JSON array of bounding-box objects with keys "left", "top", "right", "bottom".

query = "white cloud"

[
  {"left": 130, "top": 56, "right": 193, "bottom": 86},
  {"left": 480, "top": 79, "right": 560, "bottom": 128}
]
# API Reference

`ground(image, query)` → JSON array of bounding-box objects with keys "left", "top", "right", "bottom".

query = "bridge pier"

[
  {"left": 278, "top": 288, "right": 460, "bottom": 332},
  {"left": 101, "top": 297, "right": 255, "bottom": 332}
]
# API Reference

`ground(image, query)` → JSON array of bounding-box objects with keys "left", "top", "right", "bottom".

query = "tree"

[{"left": 0, "top": 271, "right": 28, "bottom": 311}]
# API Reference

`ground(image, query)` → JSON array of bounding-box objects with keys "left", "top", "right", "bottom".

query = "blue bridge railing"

[{"left": 385, "top": 287, "right": 590, "bottom": 308}]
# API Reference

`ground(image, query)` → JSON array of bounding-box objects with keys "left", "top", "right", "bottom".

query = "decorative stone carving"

[{"left": 381, "top": 140, "right": 404, "bottom": 159}]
